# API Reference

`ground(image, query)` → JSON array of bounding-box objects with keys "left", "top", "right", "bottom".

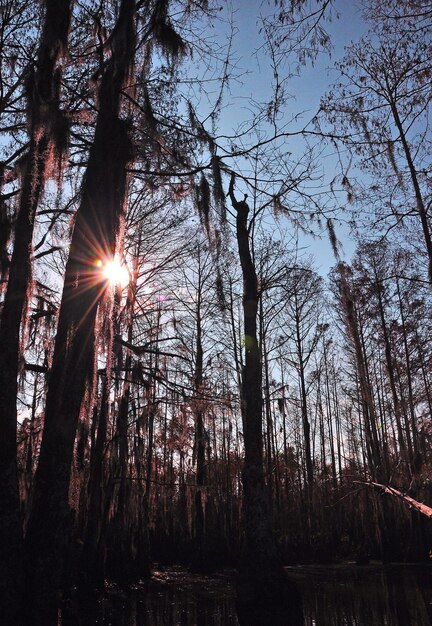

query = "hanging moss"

[
  {"left": 151, "top": 0, "right": 187, "bottom": 60},
  {"left": 211, "top": 155, "right": 226, "bottom": 223},
  {"left": 196, "top": 174, "right": 211, "bottom": 235},
  {"left": 215, "top": 271, "right": 226, "bottom": 312},
  {"left": 25, "top": 0, "right": 137, "bottom": 611},
  {"left": 0, "top": 201, "right": 11, "bottom": 290},
  {"left": 142, "top": 82, "right": 159, "bottom": 140},
  {"left": 187, "top": 101, "right": 212, "bottom": 146},
  {"left": 326, "top": 218, "right": 339, "bottom": 259},
  {"left": 386, "top": 138, "right": 405, "bottom": 189}
]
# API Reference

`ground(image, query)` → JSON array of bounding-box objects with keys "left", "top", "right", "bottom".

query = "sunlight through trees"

[{"left": 0, "top": 1, "right": 431, "bottom": 624}]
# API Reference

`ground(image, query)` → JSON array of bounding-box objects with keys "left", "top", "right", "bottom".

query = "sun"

[{"left": 99, "top": 257, "right": 129, "bottom": 288}]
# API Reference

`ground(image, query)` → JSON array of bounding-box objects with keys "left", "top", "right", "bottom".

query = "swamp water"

[{"left": 62, "top": 564, "right": 432, "bottom": 625}]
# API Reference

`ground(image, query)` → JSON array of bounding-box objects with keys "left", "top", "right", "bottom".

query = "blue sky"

[{"left": 199, "top": 0, "right": 369, "bottom": 276}]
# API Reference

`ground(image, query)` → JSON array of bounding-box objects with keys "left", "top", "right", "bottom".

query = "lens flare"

[{"left": 100, "top": 257, "right": 129, "bottom": 288}]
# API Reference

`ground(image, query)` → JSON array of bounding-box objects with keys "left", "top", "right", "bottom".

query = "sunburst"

[{"left": 97, "top": 256, "right": 129, "bottom": 288}]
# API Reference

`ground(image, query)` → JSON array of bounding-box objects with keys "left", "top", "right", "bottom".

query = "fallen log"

[{"left": 354, "top": 480, "right": 432, "bottom": 519}]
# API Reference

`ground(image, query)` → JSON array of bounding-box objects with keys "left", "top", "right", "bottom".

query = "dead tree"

[{"left": 228, "top": 174, "right": 303, "bottom": 625}]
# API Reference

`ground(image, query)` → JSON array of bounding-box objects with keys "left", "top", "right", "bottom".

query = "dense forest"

[{"left": 0, "top": 0, "right": 431, "bottom": 624}]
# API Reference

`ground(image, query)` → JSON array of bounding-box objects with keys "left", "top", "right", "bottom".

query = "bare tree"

[
  {"left": 323, "top": 23, "right": 432, "bottom": 281},
  {"left": 228, "top": 174, "right": 303, "bottom": 626}
]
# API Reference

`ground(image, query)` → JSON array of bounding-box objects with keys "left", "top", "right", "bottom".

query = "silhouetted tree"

[
  {"left": 229, "top": 174, "right": 303, "bottom": 625},
  {"left": 25, "top": 0, "right": 137, "bottom": 617},
  {"left": 0, "top": 1, "right": 72, "bottom": 620}
]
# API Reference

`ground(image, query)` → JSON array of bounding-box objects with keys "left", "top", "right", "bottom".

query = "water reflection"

[
  {"left": 63, "top": 569, "right": 238, "bottom": 626},
  {"left": 294, "top": 564, "right": 432, "bottom": 625},
  {"left": 64, "top": 564, "right": 432, "bottom": 625}
]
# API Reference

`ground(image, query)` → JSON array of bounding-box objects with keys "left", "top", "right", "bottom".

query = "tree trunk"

[
  {"left": 338, "top": 264, "right": 384, "bottom": 480},
  {"left": 260, "top": 312, "right": 274, "bottom": 510},
  {"left": 229, "top": 176, "right": 303, "bottom": 625},
  {"left": 396, "top": 279, "right": 419, "bottom": 457},
  {"left": 389, "top": 96, "right": 432, "bottom": 283},
  {"left": 82, "top": 377, "right": 110, "bottom": 588},
  {"left": 374, "top": 273, "right": 410, "bottom": 466},
  {"left": 191, "top": 281, "right": 209, "bottom": 572},
  {"left": 24, "top": 1, "right": 136, "bottom": 617},
  {"left": 0, "top": 2, "right": 72, "bottom": 621}
]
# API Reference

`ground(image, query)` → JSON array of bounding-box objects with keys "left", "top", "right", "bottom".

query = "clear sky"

[{"left": 202, "top": 0, "right": 368, "bottom": 276}]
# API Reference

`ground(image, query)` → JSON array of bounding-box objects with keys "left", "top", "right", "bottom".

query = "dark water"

[
  {"left": 64, "top": 564, "right": 432, "bottom": 625},
  {"left": 291, "top": 564, "right": 432, "bottom": 625}
]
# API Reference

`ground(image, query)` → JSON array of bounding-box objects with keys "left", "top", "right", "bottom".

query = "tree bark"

[
  {"left": 24, "top": 1, "right": 136, "bottom": 617},
  {"left": 229, "top": 175, "right": 303, "bottom": 625},
  {"left": 82, "top": 377, "right": 110, "bottom": 588},
  {"left": 0, "top": 2, "right": 72, "bottom": 621}
]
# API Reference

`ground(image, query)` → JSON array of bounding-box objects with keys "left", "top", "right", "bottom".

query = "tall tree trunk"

[
  {"left": 374, "top": 272, "right": 410, "bottom": 466},
  {"left": 323, "top": 342, "right": 337, "bottom": 489},
  {"left": 338, "top": 264, "right": 384, "bottom": 481},
  {"left": 260, "top": 312, "right": 275, "bottom": 510},
  {"left": 338, "top": 263, "right": 397, "bottom": 561},
  {"left": 388, "top": 95, "right": 432, "bottom": 283},
  {"left": 396, "top": 279, "right": 419, "bottom": 457},
  {"left": 280, "top": 365, "right": 291, "bottom": 501},
  {"left": 229, "top": 176, "right": 303, "bottom": 625},
  {"left": 24, "top": 1, "right": 136, "bottom": 617},
  {"left": 295, "top": 321, "right": 314, "bottom": 503},
  {"left": 142, "top": 342, "right": 158, "bottom": 579},
  {"left": 191, "top": 281, "right": 208, "bottom": 572},
  {"left": 0, "top": 2, "right": 72, "bottom": 620},
  {"left": 82, "top": 375, "right": 110, "bottom": 588}
]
